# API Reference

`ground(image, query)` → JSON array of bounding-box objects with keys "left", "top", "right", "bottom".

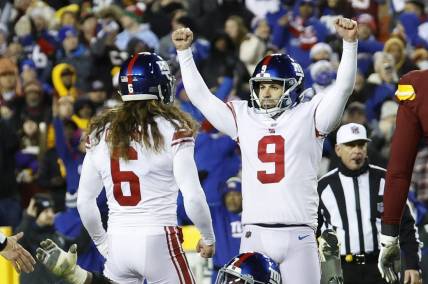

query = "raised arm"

[
  {"left": 315, "top": 18, "right": 358, "bottom": 134},
  {"left": 76, "top": 151, "right": 107, "bottom": 259},
  {"left": 173, "top": 28, "right": 237, "bottom": 138}
]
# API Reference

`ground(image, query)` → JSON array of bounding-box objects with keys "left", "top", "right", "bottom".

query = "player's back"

[{"left": 88, "top": 117, "right": 181, "bottom": 229}]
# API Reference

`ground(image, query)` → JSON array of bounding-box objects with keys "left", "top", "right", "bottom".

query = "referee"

[{"left": 318, "top": 123, "right": 421, "bottom": 284}]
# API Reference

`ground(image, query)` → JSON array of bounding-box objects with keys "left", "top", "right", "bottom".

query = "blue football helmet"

[
  {"left": 118, "top": 52, "right": 175, "bottom": 103},
  {"left": 216, "top": 252, "right": 281, "bottom": 284},
  {"left": 249, "top": 53, "right": 305, "bottom": 115}
]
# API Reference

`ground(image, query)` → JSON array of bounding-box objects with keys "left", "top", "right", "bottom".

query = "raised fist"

[
  {"left": 334, "top": 17, "right": 358, "bottom": 43},
  {"left": 172, "top": 28, "right": 194, "bottom": 51}
]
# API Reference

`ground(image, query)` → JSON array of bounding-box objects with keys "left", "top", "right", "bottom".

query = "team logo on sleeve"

[{"left": 395, "top": 84, "right": 416, "bottom": 101}]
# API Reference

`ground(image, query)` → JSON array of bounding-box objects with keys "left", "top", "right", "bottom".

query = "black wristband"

[
  {"left": 0, "top": 238, "right": 7, "bottom": 251},
  {"left": 381, "top": 223, "right": 399, "bottom": 237}
]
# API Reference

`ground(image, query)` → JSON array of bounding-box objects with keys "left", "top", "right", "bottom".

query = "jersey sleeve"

[
  {"left": 177, "top": 48, "right": 237, "bottom": 138},
  {"left": 170, "top": 128, "right": 195, "bottom": 155},
  {"left": 382, "top": 72, "right": 423, "bottom": 235},
  {"left": 314, "top": 40, "right": 358, "bottom": 135},
  {"left": 173, "top": 145, "right": 215, "bottom": 245},
  {"left": 398, "top": 203, "right": 421, "bottom": 270},
  {"left": 76, "top": 151, "right": 107, "bottom": 251}
]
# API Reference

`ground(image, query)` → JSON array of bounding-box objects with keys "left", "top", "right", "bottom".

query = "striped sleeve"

[{"left": 171, "top": 129, "right": 195, "bottom": 153}]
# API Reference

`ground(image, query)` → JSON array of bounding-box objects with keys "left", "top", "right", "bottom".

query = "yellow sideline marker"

[{"left": 182, "top": 225, "right": 201, "bottom": 252}]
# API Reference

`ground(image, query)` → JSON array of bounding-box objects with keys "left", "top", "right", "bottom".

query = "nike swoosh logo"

[{"left": 298, "top": 234, "right": 310, "bottom": 240}]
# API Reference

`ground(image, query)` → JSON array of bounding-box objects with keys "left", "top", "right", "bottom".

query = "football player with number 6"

[
  {"left": 76, "top": 52, "right": 215, "bottom": 284},
  {"left": 172, "top": 17, "right": 358, "bottom": 283}
]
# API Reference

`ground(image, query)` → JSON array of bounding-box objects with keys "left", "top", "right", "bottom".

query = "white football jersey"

[
  {"left": 85, "top": 117, "right": 194, "bottom": 228},
  {"left": 227, "top": 95, "right": 325, "bottom": 229}
]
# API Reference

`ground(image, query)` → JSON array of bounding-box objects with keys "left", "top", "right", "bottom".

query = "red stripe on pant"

[
  {"left": 172, "top": 227, "right": 194, "bottom": 283},
  {"left": 165, "top": 226, "right": 195, "bottom": 283},
  {"left": 165, "top": 226, "right": 184, "bottom": 284}
]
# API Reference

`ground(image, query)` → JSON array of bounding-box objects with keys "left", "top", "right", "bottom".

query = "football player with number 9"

[
  {"left": 172, "top": 17, "right": 358, "bottom": 283},
  {"left": 76, "top": 52, "right": 215, "bottom": 284}
]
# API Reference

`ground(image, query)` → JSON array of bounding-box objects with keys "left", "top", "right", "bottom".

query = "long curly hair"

[{"left": 88, "top": 100, "right": 198, "bottom": 160}]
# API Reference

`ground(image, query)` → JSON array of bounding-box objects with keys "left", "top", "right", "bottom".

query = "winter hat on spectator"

[
  {"left": 222, "top": 176, "right": 242, "bottom": 197},
  {"left": 88, "top": 79, "right": 106, "bottom": 92},
  {"left": 122, "top": 5, "right": 145, "bottom": 23},
  {"left": 310, "top": 60, "right": 336, "bottom": 86},
  {"left": 20, "top": 59, "right": 37, "bottom": 72},
  {"left": 356, "top": 13, "right": 376, "bottom": 33},
  {"left": 14, "top": 15, "right": 32, "bottom": 37},
  {"left": 52, "top": 63, "right": 78, "bottom": 98},
  {"left": 34, "top": 194, "right": 55, "bottom": 218},
  {"left": 226, "top": 177, "right": 242, "bottom": 192},
  {"left": 58, "top": 26, "right": 78, "bottom": 42},
  {"left": 29, "top": 4, "right": 55, "bottom": 23},
  {"left": 309, "top": 42, "right": 333, "bottom": 61},
  {"left": 380, "top": 100, "right": 399, "bottom": 120},
  {"left": 384, "top": 37, "right": 406, "bottom": 69},
  {"left": 336, "top": 123, "right": 371, "bottom": 144},
  {"left": 55, "top": 4, "right": 79, "bottom": 23}
]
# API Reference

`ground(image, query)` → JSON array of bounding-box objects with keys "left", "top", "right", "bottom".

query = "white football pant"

[
  {"left": 104, "top": 226, "right": 196, "bottom": 284},
  {"left": 240, "top": 225, "right": 321, "bottom": 284}
]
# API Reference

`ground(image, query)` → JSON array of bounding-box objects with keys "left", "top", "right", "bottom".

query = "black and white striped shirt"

[{"left": 317, "top": 162, "right": 420, "bottom": 269}]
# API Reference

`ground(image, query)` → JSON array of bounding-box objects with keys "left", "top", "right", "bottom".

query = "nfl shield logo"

[{"left": 351, "top": 126, "right": 360, "bottom": 134}]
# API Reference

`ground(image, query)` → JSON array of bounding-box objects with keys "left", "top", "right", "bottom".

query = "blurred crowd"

[{"left": 0, "top": 0, "right": 427, "bottom": 283}]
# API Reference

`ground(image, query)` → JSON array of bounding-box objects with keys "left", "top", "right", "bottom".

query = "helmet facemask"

[
  {"left": 216, "top": 267, "right": 265, "bottom": 284},
  {"left": 157, "top": 74, "right": 176, "bottom": 104},
  {"left": 249, "top": 76, "right": 303, "bottom": 116},
  {"left": 216, "top": 252, "right": 282, "bottom": 284},
  {"left": 249, "top": 53, "right": 305, "bottom": 116}
]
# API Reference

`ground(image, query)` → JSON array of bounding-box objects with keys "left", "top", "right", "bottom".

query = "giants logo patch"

[
  {"left": 269, "top": 267, "right": 281, "bottom": 284},
  {"left": 156, "top": 61, "right": 171, "bottom": 75}
]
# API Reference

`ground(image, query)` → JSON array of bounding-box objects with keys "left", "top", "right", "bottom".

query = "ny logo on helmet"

[
  {"left": 156, "top": 61, "right": 171, "bottom": 76},
  {"left": 269, "top": 267, "right": 281, "bottom": 284}
]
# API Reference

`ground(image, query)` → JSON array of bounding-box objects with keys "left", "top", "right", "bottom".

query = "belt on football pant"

[{"left": 251, "top": 223, "right": 311, "bottom": 228}]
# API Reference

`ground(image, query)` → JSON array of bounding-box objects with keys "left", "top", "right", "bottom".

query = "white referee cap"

[{"left": 336, "top": 123, "right": 371, "bottom": 144}]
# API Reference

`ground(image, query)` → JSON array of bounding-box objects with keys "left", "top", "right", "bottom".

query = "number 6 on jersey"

[{"left": 111, "top": 147, "right": 141, "bottom": 206}]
